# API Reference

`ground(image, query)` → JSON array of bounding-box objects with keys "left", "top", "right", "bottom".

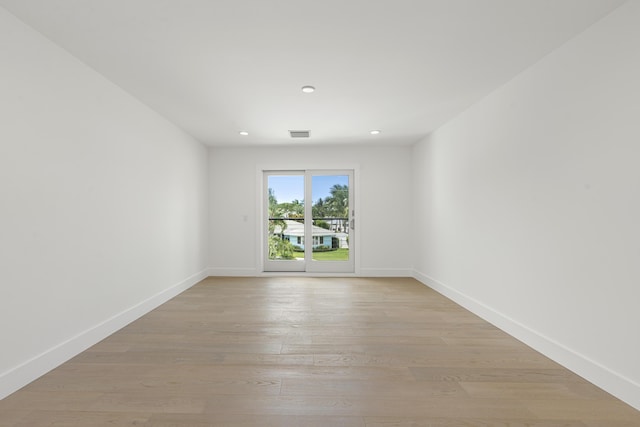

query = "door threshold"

[{"left": 260, "top": 271, "right": 358, "bottom": 277}]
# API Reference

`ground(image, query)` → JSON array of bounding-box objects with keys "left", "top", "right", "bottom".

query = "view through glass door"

[{"left": 264, "top": 170, "right": 354, "bottom": 273}]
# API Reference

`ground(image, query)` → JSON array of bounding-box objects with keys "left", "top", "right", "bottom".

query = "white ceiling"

[{"left": 0, "top": 0, "right": 626, "bottom": 147}]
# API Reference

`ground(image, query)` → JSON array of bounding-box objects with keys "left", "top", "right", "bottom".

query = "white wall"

[
  {"left": 0, "top": 8, "right": 209, "bottom": 398},
  {"left": 412, "top": 1, "right": 640, "bottom": 410},
  {"left": 208, "top": 145, "right": 412, "bottom": 276}
]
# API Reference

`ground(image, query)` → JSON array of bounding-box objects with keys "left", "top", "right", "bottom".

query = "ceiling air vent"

[{"left": 289, "top": 130, "right": 310, "bottom": 138}]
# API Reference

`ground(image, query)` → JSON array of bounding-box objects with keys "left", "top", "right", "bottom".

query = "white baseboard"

[
  {"left": 412, "top": 269, "right": 640, "bottom": 411},
  {"left": 207, "top": 267, "right": 258, "bottom": 276},
  {"left": 0, "top": 269, "right": 208, "bottom": 400},
  {"left": 359, "top": 268, "right": 413, "bottom": 277}
]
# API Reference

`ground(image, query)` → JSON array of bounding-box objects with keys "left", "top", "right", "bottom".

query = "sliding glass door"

[{"left": 264, "top": 170, "right": 354, "bottom": 273}]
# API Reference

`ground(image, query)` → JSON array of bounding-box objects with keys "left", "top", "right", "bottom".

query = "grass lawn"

[{"left": 293, "top": 248, "right": 349, "bottom": 261}]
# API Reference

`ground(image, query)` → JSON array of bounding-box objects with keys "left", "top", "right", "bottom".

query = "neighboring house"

[{"left": 273, "top": 220, "right": 338, "bottom": 250}]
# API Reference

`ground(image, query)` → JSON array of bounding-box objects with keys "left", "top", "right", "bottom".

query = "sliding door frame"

[{"left": 256, "top": 163, "right": 360, "bottom": 276}]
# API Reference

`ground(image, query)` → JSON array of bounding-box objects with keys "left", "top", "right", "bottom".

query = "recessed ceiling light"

[
  {"left": 370, "top": 130, "right": 381, "bottom": 135},
  {"left": 239, "top": 131, "right": 249, "bottom": 136},
  {"left": 301, "top": 85, "right": 315, "bottom": 93}
]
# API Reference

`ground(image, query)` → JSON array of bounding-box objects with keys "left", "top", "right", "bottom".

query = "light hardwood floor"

[{"left": 1, "top": 277, "right": 639, "bottom": 426}]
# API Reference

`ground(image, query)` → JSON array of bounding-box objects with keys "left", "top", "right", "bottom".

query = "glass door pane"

[
  {"left": 311, "top": 175, "right": 349, "bottom": 261},
  {"left": 264, "top": 173, "right": 305, "bottom": 272},
  {"left": 306, "top": 171, "right": 354, "bottom": 273}
]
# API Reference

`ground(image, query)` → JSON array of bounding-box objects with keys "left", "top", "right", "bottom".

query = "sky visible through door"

[{"left": 268, "top": 175, "right": 348, "bottom": 203}]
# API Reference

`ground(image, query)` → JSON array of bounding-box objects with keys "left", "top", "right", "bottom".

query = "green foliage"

[
  {"left": 277, "top": 199, "right": 304, "bottom": 218},
  {"left": 312, "top": 197, "right": 326, "bottom": 218},
  {"left": 268, "top": 188, "right": 278, "bottom": 214},
  {"left": 268, "top": 235, "right": 296, "bottom": 260},
  {"left": 326, "top": 184, "right": 348, "bottom": 216},
  {"left": 312, "top": 184, "right": 349, "bottom": 231},
  {"left": 269, "top": 188, "right": 304, "bottom": 219},
  {"left": 315, "top": 220, "right": 331, "bottom": 230},
  {"left": 267, "top": 190, "right": 295, "bottom": 259}
]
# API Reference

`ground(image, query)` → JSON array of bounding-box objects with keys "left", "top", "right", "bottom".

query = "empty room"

[{"left": 1, "top": 0, "right": 639, "bottom": 425}]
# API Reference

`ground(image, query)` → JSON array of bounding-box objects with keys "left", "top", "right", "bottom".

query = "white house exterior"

[{"left": 272, "top": 220, "right": 338, "bottom": 250}]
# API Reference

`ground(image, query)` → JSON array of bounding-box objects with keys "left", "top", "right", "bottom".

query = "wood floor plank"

[
  {"left": 525, "top": 399, "right": 640, "bottom": 422},
  {"left": 280, "top": 377, "right": 465, "bottom": 398},
  {"left": 459, "top": 381, "right": 603, "bottom": 400},
  {"left": 409, "top": 366, "right": 587, "bottom": 383},
  {"left": 202, "top": 395, "right": 537, "bottom": 419},
  {"left": 363, "top": 417, "right": 589, "bottom": 427},
  {"left": 146, "top": 413, "right": 366, "bottom": 427},
  {"left": 0, "top": 276, "right": 638, "bottom": 426},
  {"left": 13, "top": 410, "right": 151, "bottom": 427}
]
